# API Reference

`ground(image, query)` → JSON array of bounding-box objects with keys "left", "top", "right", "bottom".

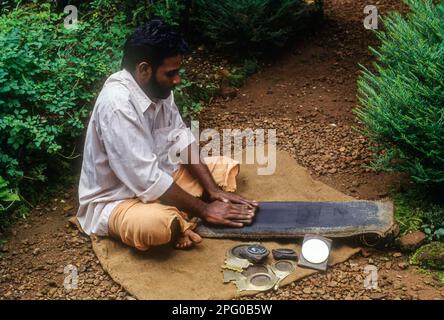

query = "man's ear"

[{"left": 135, "top": 62, "right": 152, "bottom": 82}]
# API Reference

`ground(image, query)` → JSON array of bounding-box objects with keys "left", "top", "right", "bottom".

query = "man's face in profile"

[{"left": 147, "top": 54, "right": 182, "bottom": 99}]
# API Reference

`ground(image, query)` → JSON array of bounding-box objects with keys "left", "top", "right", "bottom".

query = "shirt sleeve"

[{"left": 99, "top": 108, "right": 173, "bottom": 203}]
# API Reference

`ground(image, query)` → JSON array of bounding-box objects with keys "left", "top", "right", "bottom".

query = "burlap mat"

[{"left": 92, "top": 149, "right": 361, "bottom": 299}]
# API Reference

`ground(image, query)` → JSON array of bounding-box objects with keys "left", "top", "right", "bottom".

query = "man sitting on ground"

[{"left": 77, "top": 20, "right": 257, "bottom": 251}]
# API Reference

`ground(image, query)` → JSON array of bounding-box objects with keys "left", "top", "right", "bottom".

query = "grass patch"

[
  {"left": 410, "top": 242, "right": 444, "bottom": 270},
  {"left": 394, "top": 186, "right": 444, "bottom": 242}
]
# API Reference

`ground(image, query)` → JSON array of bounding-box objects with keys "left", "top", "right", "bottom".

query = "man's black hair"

[{"left": 121, "top": 19, "right": 189, "bottom": 72}]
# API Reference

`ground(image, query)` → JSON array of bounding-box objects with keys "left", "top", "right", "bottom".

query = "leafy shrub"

[
  {"left": 225, "top": 59, "right": 259, "bottom": 87},
  {"left": 0, "top": 176, "right": 19, "bottom": 212},
  {"left": 421, "top": 206, "right": 444, "bottom": 242},
  {"left": 174, "top": 69, "right": 218, "bottom": 119},
  {"left": 394, "top": 187, "right": 444, "bottom": 241},
  {"left": 191, "top": 0, "right": 323, "bottom": 55},
  {"left": 355, "top": 0, "right": 444, "bottom": 184},
  {"left": 85, "top": 0, "right": 187, "bottom": 27},
  {"left": 410, "top": 242, "right": 444, "bottom": 270},
  {"left": 0, "top": 3, "right": 130, "bottom": 188}
]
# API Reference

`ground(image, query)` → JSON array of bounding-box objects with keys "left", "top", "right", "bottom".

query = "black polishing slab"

[{"left": 196, "top": 201, "right": 394, "bottom": 239}]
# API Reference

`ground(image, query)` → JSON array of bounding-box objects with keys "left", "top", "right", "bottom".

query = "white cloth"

[{"left": 77, "top": 69, "right": 195, "bottom": 236}]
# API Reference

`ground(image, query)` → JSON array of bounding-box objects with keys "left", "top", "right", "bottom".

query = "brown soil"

[{"left": 1, "top": 0, "right": 443, "bottom": 300}]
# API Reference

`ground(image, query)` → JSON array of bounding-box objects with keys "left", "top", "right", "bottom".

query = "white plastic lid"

[{"left": 301, "top": 238, "right": 330, "bottom": 264}]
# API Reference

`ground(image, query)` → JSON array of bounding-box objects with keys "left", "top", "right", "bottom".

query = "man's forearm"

[
  {"left": 182, "top": 144, "right": 221, "bottom": 195},
  {"left": 159, "top": 182, "right": 208, "bottom": 218},
  {"left": 184, "top": 162, "right": 220, "bottom": 195}
]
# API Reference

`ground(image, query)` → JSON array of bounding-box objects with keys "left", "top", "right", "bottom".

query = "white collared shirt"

[{"left": 77, "top": 69, "right": 195, "bottom": 236}]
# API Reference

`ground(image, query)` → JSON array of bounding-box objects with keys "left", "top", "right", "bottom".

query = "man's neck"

[{"left": 127, "top": 68, "right": 159, "bottom": 103}]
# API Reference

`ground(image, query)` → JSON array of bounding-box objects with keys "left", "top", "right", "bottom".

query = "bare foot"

[{"left": 175, "top": 229, "right": 202, "bottom": 249}]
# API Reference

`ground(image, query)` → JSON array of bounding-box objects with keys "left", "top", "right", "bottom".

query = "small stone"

[
  {"left": 399, "top": 231, "right": 426, "bottom": 251},
  {"left": 220, "top": 86, "right": 237, "bottom": 99},
  {"left": 393, "top": 282, "right": 403, "bottom": 290},
  {"left": 32, "top": 248, "right": 41, "bottom": 256},
  {"left": 110, "top": 286, "right": 119, "bottom": 293},
  {"left": 360, "top": 248, "right": 372, "bottom": 258},
  {"left": 393, "top": 252, "right": 402, "bottom": 258},
  {"left": 63, "top": 205, "right": 74, "bottom": 213},
  {"left": 398, "top": 262, "right": 409, "bottom": 270},
  {"left": 370, "top": 293, "right": 386, "bottom": 300},
  {"left": 303, "top": 288, "right": 312, "bottom": 294}
]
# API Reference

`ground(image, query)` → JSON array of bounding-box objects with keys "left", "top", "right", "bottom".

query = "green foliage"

[
  {"left": 410, "top": 242, "right": 444, "bottom": 270},
  {"left": 355, "top": 0, "right": 444, "bottom": 184},
  {"left": 150, "top": 0, "right": 186, "bottom": 27},
  {"left": 192, "top": 0, "right": 322, "bottom": 54},
  {"left": 0, "top": 176, "right": 19, "bottom": 211},
  {"left": 86, "top": 0, "right": 186, "bottom": 27},
  {"left": 174, "top": 69, "right": 218, "bottom": 118},
  {"left": 242, "top": 58, "right": 259, "bottom": 76},
  {"left": 0, "top": 3, "right": 130, "bottom": 191},
  {"left": 394, "top": 187, "right": 444, "bottom": 242},
  {"left": 228, "top": 59, "right": 259, "bottom": 87},
  {"left": 421, "top": 207, "right": 444, "bottom": 242}
]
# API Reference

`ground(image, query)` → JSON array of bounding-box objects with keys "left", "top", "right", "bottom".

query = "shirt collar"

[{"left": 120, "top": 68, "right": 166, "bottom": 114}]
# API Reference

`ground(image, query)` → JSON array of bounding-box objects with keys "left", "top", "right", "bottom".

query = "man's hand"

[
  {"left": 208, "top": 189, "right": 258, "bottom": 210},
  {"left": 202, "top": 200, "right": 255, "bottom": 228}
]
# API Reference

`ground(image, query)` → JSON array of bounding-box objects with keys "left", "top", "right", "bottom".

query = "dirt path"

[{"left": 1, "top": 0, "right": 443, "bottom": 300}]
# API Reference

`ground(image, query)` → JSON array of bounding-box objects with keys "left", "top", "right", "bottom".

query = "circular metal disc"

[
  {"left": 249, "top": 273, "right": 273, "bottom": 287},
  {"left": 230, "top": 245, "right": 250, "bottom": 259},
  {"left": 301, "top": 239, "right": 329, "bottom": 264},
  {"left": 274, "top": 260, "right": 295, "bottom": 272}
]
